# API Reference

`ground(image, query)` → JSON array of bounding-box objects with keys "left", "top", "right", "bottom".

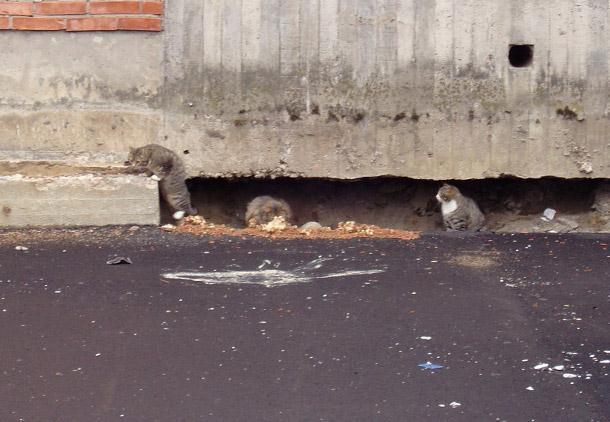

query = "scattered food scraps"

[
  {"left": 449, "top": 402, "right": 462, "bottom": 408},
  {"left": 552, "top": 365, "right": 565, "bottom": 371},
  {"left": 533, "top": 363, "right": 549, "bottom": 370},
  {"left": 418, "top": 362, "right": 444, "bottom": 370},
  {"left": 106, "top": 256, "right": 133, "bottom": 265},
  {"left": 419, "top": 336, "right": 432, "bottom": 340},
  {"left": 562, "top": 373, "right": 578, "bottom": 379},
  {"left": 171, "top": 216, "right": 420, "bottom": 241},
  {"left": 260, "top": 216, "right": 292, "bottom": 233}
]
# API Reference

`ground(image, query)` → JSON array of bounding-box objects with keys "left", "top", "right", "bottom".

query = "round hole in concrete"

[
  {"left": 508, "top": 44, "right": 534, "bottom": 67},
  {"left": 183, "top": 150, "right": 190, "bottom": 155}
]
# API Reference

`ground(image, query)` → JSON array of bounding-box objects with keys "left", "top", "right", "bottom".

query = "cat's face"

[
  {"left": 253, "top": 201, "right": 291, "bottom": 225},
  {"left": 436, "top": 184, "right": 460, "bottom": 203},
  {"left": 126, "top": 147, "right": 148, "bottom": 166},
  {"left": 273, "top": 205, "right": 291, "bottom": 221},
  {"left": 261, "top": 204, "right": 290, "bottom": 221}
]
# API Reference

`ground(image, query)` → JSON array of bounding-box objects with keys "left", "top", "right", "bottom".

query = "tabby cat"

[
  {"left": 126, "top": 144, "right": 197, "bottom": 220},
  {"left": 245, "top": 196, "right": 293, "bottom": 227},
  {"left": 436, "top": 184, "right": 485, "bottom": 231}
]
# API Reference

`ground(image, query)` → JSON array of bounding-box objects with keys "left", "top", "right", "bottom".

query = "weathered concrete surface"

[
  {"left": 0, "top": 31, "right": 163, "bottom": 165},
  {"left": 0, "top": 175, "right": 160, "bottom": 227},
  {"left": 1, "top": 2, "right": 610, "bottom": 179},
  {"left": 162, "top": 0, "right": 610, "bottom": 179}
]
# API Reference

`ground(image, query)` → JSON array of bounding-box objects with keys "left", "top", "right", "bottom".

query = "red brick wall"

[{"left": 0, "top": 1, "right": 162, "bottom": 31}]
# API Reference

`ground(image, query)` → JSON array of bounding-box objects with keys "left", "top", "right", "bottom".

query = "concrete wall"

[
  {"left": 0, "top": 31, "right": 163, "bottom": 164},
  {"left": 1, "top": 1, "right": 609, "bottom": 179}
]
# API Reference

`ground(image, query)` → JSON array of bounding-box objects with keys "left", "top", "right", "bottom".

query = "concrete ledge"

[{"left": 0, "top": 174, "right": 159, "bottom": 227}]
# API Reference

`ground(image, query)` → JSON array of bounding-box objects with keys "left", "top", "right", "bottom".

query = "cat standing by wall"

[
  {"left": 436, "top": 183, "right": 485, "bottom": 231},
  {"left": 245, "top": 196, "right": 293, "bottom": 227},
  {"left": 126, "top": 144, "right": 197, "bottom": 220}
]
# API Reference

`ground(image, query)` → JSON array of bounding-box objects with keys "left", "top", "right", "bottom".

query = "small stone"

[
  {"left": 299, "top": 221, "right": 323, "bottom": 232},
  {"left": 15, "top": 246, "right": 28, "bottom": 251},
  {"left": 542, "top": 208, "right": 556, "bottom": 221},
  {"left": 533, "top": 363, "right": 549, "bottom": 370}
]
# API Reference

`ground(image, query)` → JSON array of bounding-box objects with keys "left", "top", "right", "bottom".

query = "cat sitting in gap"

[
  {"left": 245, "top": 196, "right": 293, "bottom": 227},
  {"left": 436, "top": 183, "right": 485, "bottom": 231},
  {"left": 126, "top": 144, "right": 197, "bottom": 220}
]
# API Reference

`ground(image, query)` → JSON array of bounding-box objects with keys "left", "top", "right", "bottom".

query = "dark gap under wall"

[{"left": 167, "top": 177, "right": 609, "bottom": 233}]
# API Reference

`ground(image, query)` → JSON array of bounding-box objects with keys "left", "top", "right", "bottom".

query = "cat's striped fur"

[
  {"left": 436, "top": 184, "right": 485, "bottom": 231},
  {"left": 127, "top": 144, "right": 197, "bottom": 220}
]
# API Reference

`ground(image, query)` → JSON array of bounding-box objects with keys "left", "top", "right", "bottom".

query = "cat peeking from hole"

[
  {"left": 245, "top": 196, "right": 293, "bottom": 227},
  {"left": 126, "top": 144, "right": 197, "bottom": 221},
  {"left": 436, "top": 183, "right": 485, "bottom": 231}
]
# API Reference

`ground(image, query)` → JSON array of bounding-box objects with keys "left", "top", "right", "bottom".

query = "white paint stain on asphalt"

[{"left": 162, "top": 258, "right": 385, "bottom": 287}]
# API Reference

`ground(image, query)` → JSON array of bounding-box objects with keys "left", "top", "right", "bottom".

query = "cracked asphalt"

[{"left": 0, "top": 228, "right": 608, "bottom": 421}]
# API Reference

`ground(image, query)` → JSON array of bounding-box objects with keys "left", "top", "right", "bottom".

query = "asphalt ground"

[{"left": 0, "top": 228, "right": 608, "bottom": 421}]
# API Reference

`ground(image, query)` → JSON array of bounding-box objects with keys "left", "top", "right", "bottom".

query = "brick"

[
  {"left": 0, "top": 16, "right": 9, "bottom": 29},
  {"left": 12, "top": 17, "right": 66, "bottom": 30},
  {"left": 141, "top": 2, "right": 163, "bottom": 15},
  {"left": 67, "top": 17, "right": 118, "bottom": 31},
  {"left": 89, "top": 1, "right": 139, "bottom": 15},
  {"left": 118, "top": 17, "right": 161, "bottom": 31},
  {"left": 35, "top": 1, "right": 87, "bottom": 15},
  {"left": 0, "top": 2, "right": 33, "bottom": 16}
]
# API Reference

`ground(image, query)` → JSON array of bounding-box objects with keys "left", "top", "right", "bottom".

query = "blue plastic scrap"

[{"left": 418, "top": 362, "right": 444, "bottom": 370}]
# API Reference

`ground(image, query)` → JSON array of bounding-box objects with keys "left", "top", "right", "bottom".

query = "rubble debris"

[
  {"left": 592, "top": 182, "right": 610, "bottom": 215},
  {"left": 535, "top": 215, "right": 580, "bottom": 234},
  {"left": 556, "top": 217, "right": 579, "bottom": 231}
]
